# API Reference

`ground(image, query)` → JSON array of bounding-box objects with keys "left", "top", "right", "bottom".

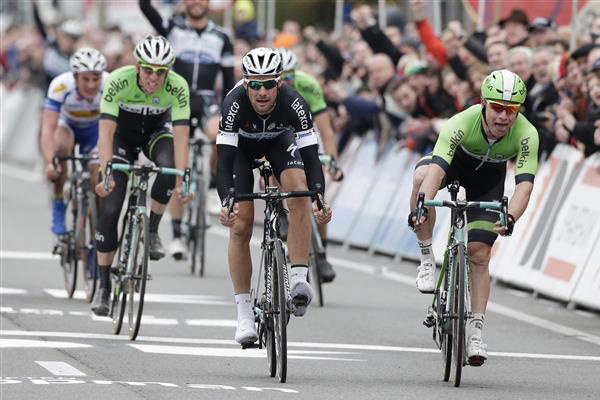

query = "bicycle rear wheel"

[
  {"left": 274, "top": 239, "right": 288, "bottom": 383},
  {"left": 191, "top": 175, "right": 207, "bottom": 277},
  {"left": 452, "top": 244, "right": 467, "bottom": 387},
  {"left": 63, "top": 192, "right": 78, "bottom": 298},
  {"left": 79, "top": 198, "right": 98, "bottom": 303},
  {"left": 128, "top": 212, "right": 149, "bottom": 340}
]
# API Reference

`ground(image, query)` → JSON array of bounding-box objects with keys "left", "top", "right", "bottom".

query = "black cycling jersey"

[
  {"left": 216, "top": 83, "right": 325, "bottom": 200},
  {"left": 139, "top": 0, "right": 234, "bottom": 96}
]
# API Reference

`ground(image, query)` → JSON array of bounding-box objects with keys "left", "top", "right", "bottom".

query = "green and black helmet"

[{"left": 481, "top": 69, "right": 527, "bottom": 104}]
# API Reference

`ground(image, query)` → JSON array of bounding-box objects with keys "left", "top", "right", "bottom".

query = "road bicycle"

[
  {"left": 103, "top": 161, "right": 189, "bottom": 340},
  {"left": 180, "top": 136, "right": 215, "bottom": 277},
  {"left": 52, "top": 153, "right": 98, "bottom": 303},
  {"left": 228, "top": 160, "right": 323, "bottom": 383},
  {"left": 419, "top": 181, "right": 508, "bottom": 387}
]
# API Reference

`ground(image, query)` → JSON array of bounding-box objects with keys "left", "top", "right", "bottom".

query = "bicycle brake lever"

[
  {"left": 226, "top": 187, "right": 236, "bottom": 216},
  {"left": 182, "top": 168, "right": 191, "bottom": 197},
  {"left": 314, "top": 183, "right": 324, "bottom": 211},
  {"left": 104, "top": 161, "right": 113, "bottom": 192},
  {"left": 415, "top": 192, "right": 425, "bottom": 225}
]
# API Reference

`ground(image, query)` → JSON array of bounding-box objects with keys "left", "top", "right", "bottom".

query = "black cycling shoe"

[
  {"left": 316, "top": 254, "right": 336, "bottom": 283},
  {"left": 149, "top": 232, "right": 165, "bottom": 260},
  {"left": 91, "top": 287, "right": 110, "bottom": 316},
  {"left": 276, "top": 204, "right": 289, "bottom": 241}
]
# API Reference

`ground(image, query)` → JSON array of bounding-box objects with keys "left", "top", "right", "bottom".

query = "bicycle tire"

[
  {"left": 440, "top": 256, "right": 452, "bottom": 382},
  {"left": 128, "top": 212, "right": 149, "bottom": 340},
  {"left": 193, "top": 175, "right": 207, "bottom": 277},
  {"left": 111, "top": 277, "right": 126, "bottom": 335},
  {"left": 309, "top": 223, "right": 324, "bottom": 307},
  {"left": 453, "top": 244, "right": 467, "bottom": 387},
  {"left": 185, "top": 193, "right": 196, "bottom": 274},
  {"left": 80, "top": 198, "right": 98, "bottom": 303},
  {"left": 274, "top": 239, "right": 288, "bottom": 383},
  {"left": 63, "top": 191, "right": 78, "bottom": 298},
  {"left": 308, "top": 250, "right": 323, "bottom": 307},
  {"left": 264, "top": 248, "right": 277, "bottom": 378}
]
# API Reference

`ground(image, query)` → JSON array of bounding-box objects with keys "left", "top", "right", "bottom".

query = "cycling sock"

[
  {"left": 469, "top": 313, "right": 485, "bottom": 338},
  {"left": 98, "top": 265, "right": 111, "bottom": 289},
  {"left": 172, "top": 219, "right": 182, "bottom": 239},
  {"left": 417, "top": 238, "right": 435, "bottom": 264},
  {"left": 234, "top": 293, "right": 253, "bottom": 320},
  {"left": 290, "top": 264, "right": 308, "bottom": 281},
  {"left": 149, "top": 211, "right": 162, "bottom": 233}
]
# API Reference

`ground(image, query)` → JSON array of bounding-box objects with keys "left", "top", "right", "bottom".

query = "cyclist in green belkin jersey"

[
  {"left": 278, "top": 48, "right": 343, "bottom": 283},
  {"left": 91, "top": 35, "right": 191, "bottom": 316},
  {"left": 408, "top": 70, "right": 538, "bottom": 366}
]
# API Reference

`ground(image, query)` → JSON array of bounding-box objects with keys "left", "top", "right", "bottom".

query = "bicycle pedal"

[{"left": 241, "top": 342, "right": 259, "bottom": 350}]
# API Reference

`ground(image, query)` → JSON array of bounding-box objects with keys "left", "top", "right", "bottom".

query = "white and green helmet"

[{"left": 481, "top": 69, "right": 527, "bottom": 104}]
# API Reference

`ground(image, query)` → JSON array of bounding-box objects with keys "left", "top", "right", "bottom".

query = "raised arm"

[{"left": 139, "top": 0, "right": 168, "bottom": 37}]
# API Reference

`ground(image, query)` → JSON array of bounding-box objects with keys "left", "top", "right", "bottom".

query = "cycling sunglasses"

[
  {"left": 281, "top": 72, "right": 295, "bottom": 82},
  {"left": 246, "top": 78, "right": 279, "bottom": 90},
  {"left": 487, "top": 100, "right": 521, "bottom": 115},
  {"left": 140, "top": 64, "right": 169, "bottom": 77}
]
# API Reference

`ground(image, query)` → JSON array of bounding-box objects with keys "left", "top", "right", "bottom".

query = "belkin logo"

[
  {"left": 103, "top": 78, "right": 128, "bottom": 102},
  {"left": 166, "top": 81, "right": 188, "bottom": 108},
  {"left": 447, "top": 129, "right": 465, "bottom": 157},
  {"left": 517, "top": 137, "right": 530, "bottom": 168}
]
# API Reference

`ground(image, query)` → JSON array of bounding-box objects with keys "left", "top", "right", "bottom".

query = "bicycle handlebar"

[{"left": 104, "top": 161, "right": 190, "bottom": 197}]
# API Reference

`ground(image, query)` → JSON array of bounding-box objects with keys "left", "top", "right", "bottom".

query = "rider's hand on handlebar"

[
  {"left": 327, "top": 166, "right": 344, "bottom": 182},
  {"left": 46, "top": 162, "right": 61, "bottom": 181},
  {"left": 176, "top": 183, "right": 193, "bottom": 204},
  {"left": 408, "top": 207, "right": 428, "bottom": 230},
  {"left": 220, "top": 202, "right": 239, "bottom": 227},
  {"left": 95, "top": 177, "right": 114, "bottom": 198},
  {"left": 494, "top": 213, "right": 515, "bottom": 236},
  {"left": 312, "top": 201, "right": 332, "bottom": 225}
]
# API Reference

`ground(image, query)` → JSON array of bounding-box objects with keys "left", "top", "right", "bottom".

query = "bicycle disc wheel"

[
  {"left": 63, "top": 193, "right": 78, "bottom": 298},
  {"left": 274, "top": 239, "right": 288, "bottom": 383},
  {"left": 111, "top": 277, "right": 126, "bottom": 335},
  {"left": 440, "top": 264, "right": 452, "bottom": 382},
  {"left": 80, "top": 199, "right": 98, "bottom": 303},
  {"left": 193, "top": 176, "right": 207, "bottom": 277},
  {"left": 453, "top": 244, "right": 467, "bottom": 387},
  {"left": 128, "top": 212, "right": 149, "bottom": 340}
]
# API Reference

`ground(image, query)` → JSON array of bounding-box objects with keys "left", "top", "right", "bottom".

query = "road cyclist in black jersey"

[
  {"left": 139, "top": 0, "right": 235, "bottom": 261},
  {"left": 409, "top": 70, "right": 539, "bottom": 366},
  {"left": 91, "top": 35, "right": 192, "bottom": 316},
  {"left": 217, "top": 48, "right": 332, "bottom": 345}
]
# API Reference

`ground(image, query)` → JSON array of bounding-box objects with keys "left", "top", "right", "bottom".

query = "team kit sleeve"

[
  {"left": 513, "top": 121, "right": 539, "bottom": 184},
  {"left": 99, "top": 71, "right": 123, "bottom": 120},
  {"left": 168, "top": 73, "right": 191, "bottom": 125},
  {"left": 215, "top": 91, "right": 242, "bottom": 200},
  {"left": 45, "top": 75, "right": 67, "bottom": 112}
]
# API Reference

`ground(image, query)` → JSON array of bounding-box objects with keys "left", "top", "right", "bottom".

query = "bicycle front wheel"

[
  {"left": 111, "top": 274, "right": 126, "bottom": 335},
  {"left": 192, "top": 175, "right": 207, "bottom": 277},
  {"left": 452, "top": 244, "right": 467, "bottom": 387},
  {"left": 128, "top": 212, "right": 149, "bottom": 340},
  {"left": 63, "top": 192, "right": 78, "bottom": 298},
  {"left": 79, "top": 198, "right": 98, "bottom": 303},
  {"left": 274, "top": 239, "right": 288, "bottom": 383},
  {"left": 440, "top": 261, "right": 452, "bottom": 382},
  {"left": 263, "top": 248, "right": 277, "bottom": 377}
]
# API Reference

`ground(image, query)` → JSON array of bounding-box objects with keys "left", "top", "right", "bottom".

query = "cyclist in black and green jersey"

[
  {"left": 278, "top": 48, "right": 343, "bottom": 283},
  {"left": 91, "top": 36, "right": 191, "bottom": 316},
  {"left": 408, "top": 70, "right": 538, "bottom": 366}
]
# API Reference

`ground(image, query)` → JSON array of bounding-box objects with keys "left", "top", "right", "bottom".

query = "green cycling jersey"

[
  {"left": 432, "top": 104, "right": 539, "bottom": 183},
  {"left": 100, "top": 65, "right": 190, "bottom": 145},
  {"left": 292, "top": 70, "right": 327, "bottom": 116}
]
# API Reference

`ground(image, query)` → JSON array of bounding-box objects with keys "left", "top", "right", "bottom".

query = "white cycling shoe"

[
  {"left": 467, "top": 335, "right": 488, "bottom": 366},
  {"left": 168, "top": 238, "right": 188, "bottom": 261},
  {"left": 416, "top": 261, "right": 436, "bottom": 293},
  {"left": 290, "top": 278, "right": 314, "bottom": 317},
  {"left": 235, "top": 317, "right": 258, "bottom": 345}
]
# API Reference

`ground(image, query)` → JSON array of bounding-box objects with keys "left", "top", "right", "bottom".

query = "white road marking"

[
  {"left": 129, "top": 344, "right": 363, "bottom": 361},
  {"left": 186, "top": 319, "right": 237, "bottom": 327},
  {"left": 44, "top": 289, "right": 231, "bottom": 305},
  {"left": 35, "top": 361, "right": 87, "bottom": 376},
  {"left": 0, "top": 339, "right": 91, "bottom": 348},
  {"left": 0, "top": 251, "right": 57, "bottom": 261},
  {"left": 2, "top": 330, "right": 599, "bottom": 362},
  {"left": 0, "top": 287, "right": 27, "bottom": 295}
]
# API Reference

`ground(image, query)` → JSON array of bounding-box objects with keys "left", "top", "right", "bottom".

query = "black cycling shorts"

[
  {"left": 416, "top": 153, "right": 505, "bottom": 246},
  {"left": 233, "top": 131, "right": 305, "bottom": 200}
]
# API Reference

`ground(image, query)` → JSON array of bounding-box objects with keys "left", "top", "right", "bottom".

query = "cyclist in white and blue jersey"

[{"left": 40, "top": 47, "right": 108, "bottom": 236}]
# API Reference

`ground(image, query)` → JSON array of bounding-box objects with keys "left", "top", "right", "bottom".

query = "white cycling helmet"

[
  {"left": 278, "top": 48, "right": 297, "bottom": 72},
  {"left": 61, "top": 20, "right": 82, "bottom": 37},
  {"left": 242, "top": 47, "right": 282, "bottom": 77},
  {"left": 133, "top": 35, "right": 175, "bottom": 67},
  {"left": 70, "top": 47, "right": 107, "bottom": 73}
]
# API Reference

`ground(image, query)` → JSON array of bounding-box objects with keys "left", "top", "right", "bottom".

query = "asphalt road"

[{"left": 1, "top": 168, "right": 599, "bottom": 400}]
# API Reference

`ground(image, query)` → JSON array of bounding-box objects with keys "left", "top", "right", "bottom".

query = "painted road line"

[
  {"left": 186, "top": 319, "right": 237, "bottom": 327},
  {"left": 0, "top": 339, "right": 92, "bottom": 349},
  {"left": 35, "top": 361, "right": 87, "bottom": 376},
  {"left": 45, "top": 289, "right": 231, "bottom": 305},
  {"left": 129, "top": 344, "right": 363, "bottom": 361},
  {"left": 0, "top": 287, "right": 27, "bottom": 295},
  {"left": 0, "top": 251, "right": 57, "bottom": 261},
  {"left": 2, "top": 330, "right": 599, "bottom": 362}
]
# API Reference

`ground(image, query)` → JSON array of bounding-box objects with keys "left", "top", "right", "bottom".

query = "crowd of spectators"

[{"left": 2, "top": 0, "right": 600, "bottom": 160}]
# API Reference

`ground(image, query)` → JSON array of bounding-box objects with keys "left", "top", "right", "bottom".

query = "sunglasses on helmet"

[
  {"left": 245, "top": 78, "right": 279, "bottom": 90},
  {"left": 487, "top": 100, "right": 521, "bottom": 115},
  {"left": 140, "top": 64, "right": 169, "bottom": 77}
]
